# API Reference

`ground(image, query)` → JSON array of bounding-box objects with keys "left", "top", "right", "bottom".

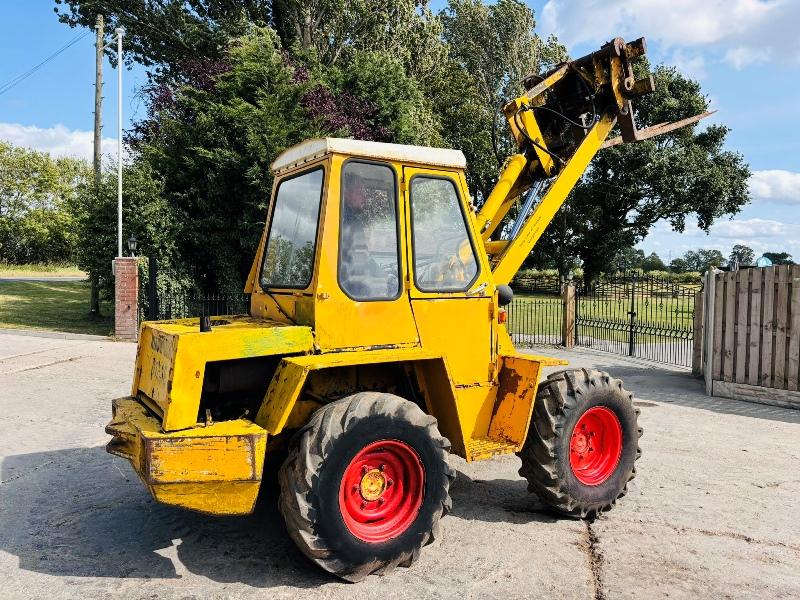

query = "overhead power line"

[{"left": 0, "top": 31, "right": 90, "bottom": 97}]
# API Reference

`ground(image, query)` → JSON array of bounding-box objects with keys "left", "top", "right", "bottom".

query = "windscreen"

[{"left": 260, "top": 168, "right": 324, "bottom": 289}]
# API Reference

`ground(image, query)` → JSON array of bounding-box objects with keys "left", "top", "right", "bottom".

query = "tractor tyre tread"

[
  {"left": 517, "top": 368, "right": 642, "bottom": 518},
  {"left": 278, "top": 392, "right": 454, "bottom": 582}
]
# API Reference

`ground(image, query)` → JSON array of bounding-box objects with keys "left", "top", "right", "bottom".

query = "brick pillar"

[{"left": 114, "top": 257, "right": 139, "bottom": 341}]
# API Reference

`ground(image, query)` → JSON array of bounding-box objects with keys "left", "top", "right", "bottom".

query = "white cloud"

[
  {"left": 0, "top": 122, "right": 117, "bottom": 162},
  {"left": 710, "top": 218, "right": 788, "bottom": 238},
  {"left": 540, "top": 0, "right": 799, "bottom": 70},
  {"left": 748, "top": 170, "right": 800, "bottom": 205}
]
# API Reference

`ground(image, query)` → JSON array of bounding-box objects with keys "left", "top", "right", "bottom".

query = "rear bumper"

[{"left": 106, "top": 397, "right": 267, "bottom": 515}]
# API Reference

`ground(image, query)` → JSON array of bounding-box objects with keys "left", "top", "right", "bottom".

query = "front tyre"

[
  {"left": 518, "top": 369, "right": 643, "bottom": 518},
  {"left": 278, "top": 392, "right": 454, "bottom": 582}
]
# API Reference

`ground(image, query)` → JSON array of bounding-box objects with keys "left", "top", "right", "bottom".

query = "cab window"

[
  {"left": 260, "top": 168, "right": 324, "bottom": 289},
  {"left": 410, "top": 176, "right": 478, "bottom": 292},
  {"left": 338, "top": 161, "right": 400, "bottom": 300}
]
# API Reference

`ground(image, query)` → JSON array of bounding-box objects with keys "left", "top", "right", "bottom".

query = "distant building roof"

[{"left": 270, "top": 137, "right": 467, "bottom": 173}]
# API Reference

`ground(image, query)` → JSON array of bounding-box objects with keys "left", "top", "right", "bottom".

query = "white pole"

[{"left": 116, "top": 27, "right": 124, "bottom": 258}]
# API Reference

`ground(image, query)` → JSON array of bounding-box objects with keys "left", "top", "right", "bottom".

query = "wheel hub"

[
  {"left": 569, "top": 406, "right": 623, "bottom": 486},
  {"left": 359, "top": 468, "right": 386, "bottom": 501}
]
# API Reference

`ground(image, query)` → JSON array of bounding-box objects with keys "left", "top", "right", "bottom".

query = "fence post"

[
  {"left": 562, "top": 282, "right": 576, "bottom": 348},
  {"left": 703, "top": 269, "right": 718, "bottom": 395},
  {"left": 627, "top": 272, "right": 637, "bottom": 356},
  {"left": 114, "top": 257, "right": 139, "bottom": 341},
  {"left": 691, "top": 288, "right": 704, "bottom": 375},
  {"left": 147, "top": 255, "right": 158, "bottom": 320}
]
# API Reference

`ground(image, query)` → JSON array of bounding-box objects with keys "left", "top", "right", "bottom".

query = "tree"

[
  {"left": 538, "top": 63, "right": 750, "bottom": 284},
  {"left": 669, "top": 257, "right": 689, "bottom": 273},
  {"left": 641, "top": 252, "right": 666, "bottom": 272},
  {"left": 129, "top": 27, "right": 440, "bottom": 290},
  {"left": 609, "top": 246, "right": 644, "bottom": 273},
  {"left": 762, "top": 252, "right": 794, "bottom": 265},
  {"left": 73, "top": 160, "right": 174, "bottom": 299},
  {"left": 436, "top": 0, "right": 566, "bottom": 200},
  {"left": 681, "top": 248, "right": 725, "bottom": 273},
  {"left": 729, "top": 244, "right": 754, "bottom": 266},
  {"left": 0, "top": 141, "right": 90, "bottom": 264},
  {"left": 55, "top": 0, "right": 271, "bottom": 69}
]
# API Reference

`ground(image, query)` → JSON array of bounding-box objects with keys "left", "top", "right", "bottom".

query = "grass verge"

[
  {"left": 0, "top": 263, "right": 87, "bottom": 278},
  {"left": 0, "top": 280, "right": 112, "bottom": 336}
]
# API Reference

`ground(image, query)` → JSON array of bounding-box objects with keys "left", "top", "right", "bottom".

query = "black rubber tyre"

[
  {"left": 517, "top": 368, "right": 643, "bottom": 518},
  {"left": 278, "top": 392, "right": 455, "bottom": 582}
]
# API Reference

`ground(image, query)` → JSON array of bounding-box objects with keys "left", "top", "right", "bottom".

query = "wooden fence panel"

[
  {"left": 722, "top": 271, "right": 736, "bottom": 382},
  {"left": 774, "top": 266, "right": 789, "bottom": 389},
  {"left": 747, "top": 268, "right": 762, "bottom": 386},
  {"left": 788, "top": 265, "right": 800, "bottom": 392},
  {"left": 712, "top": 273, "right": 725, "bottom": 381},
  {"left": 735, "top": 269, "right": 749, "bottom": 383},
  {"left": 759, "top": 267, "right": 775, "bottom": 387}
]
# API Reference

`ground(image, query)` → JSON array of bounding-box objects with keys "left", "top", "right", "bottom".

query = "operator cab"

[{"left": 247, "top": 138, "right": 497, "bottom": 378}]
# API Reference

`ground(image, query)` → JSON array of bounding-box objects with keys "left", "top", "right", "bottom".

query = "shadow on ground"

[
  {"left": 0, "top": 446, "right": 330, "bottom": 588},
  {"left": 449, "top": 469, "right": 561, "bottom": 524},
  {"left": 588, "top": 363, "right": 800, "bottom": 424},
  {"left": 0, "top": 446, "right": 558, "bottom": 587}
]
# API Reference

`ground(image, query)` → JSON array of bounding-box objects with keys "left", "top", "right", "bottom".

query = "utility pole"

[{"left": 90, "top": 14, "right": 103, "bottom": 315}]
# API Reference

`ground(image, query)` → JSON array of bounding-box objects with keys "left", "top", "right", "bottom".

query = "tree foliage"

[
  {"left": 729, "top": 244, "right": 754, "bottom": 266},
  {"left": 669, "top": 248, "right": 726, "bottom": 273},
  {"left": 0, "top": 141, "right": 90, "bottom": 264},
  {"left": 56, "top": 0, "right": 751, "bottom": 292},
  {"left": 762, "top": 251, "right": 794, "bottom": 265},
  {"left": 72, "top": 161, "right": 174, "bottom": 298},
  {"left": 532, "top": 63, "right": 751, "bottom": 283}
]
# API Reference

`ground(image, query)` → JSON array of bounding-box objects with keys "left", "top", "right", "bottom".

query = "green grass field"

[
  {"left": 507, "top": 292, "right": 696, "bottom": 346},
  {"left": 0, "top": 280, "right": 112, "bottom": 336},
  {"left": 0, "top": 263, "right": 86, "bottom": 278}
]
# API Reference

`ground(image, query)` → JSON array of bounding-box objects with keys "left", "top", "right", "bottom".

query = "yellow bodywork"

[
  {"left": 106, "top": 397, "right": 266, "bottom": 515},
  {"left": 107, "top": 36, "right": 657, "bottom": 516},
  {"left": 132, "top": 315, "right": 313, "bottom": 431}
]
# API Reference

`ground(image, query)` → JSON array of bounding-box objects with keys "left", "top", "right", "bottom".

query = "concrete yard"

[{"left": 0, "top": 332, "right": 798, "bottom": 599}]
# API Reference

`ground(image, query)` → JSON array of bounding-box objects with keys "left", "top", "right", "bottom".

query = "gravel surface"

[{"left": 1, "top": 333, "right": 798, "bottom": 599}]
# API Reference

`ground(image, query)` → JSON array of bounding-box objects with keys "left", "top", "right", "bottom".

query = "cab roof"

[{"left": 270, "top": 137, "right": 467, "bottom": 174}]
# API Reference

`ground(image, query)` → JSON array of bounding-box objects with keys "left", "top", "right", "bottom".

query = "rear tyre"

[
  {"left": 517, "top": 368, "right": 642, "bottom": 518},
  {"left": 278, "top": 392, "right": 454, "bottom": 582}
]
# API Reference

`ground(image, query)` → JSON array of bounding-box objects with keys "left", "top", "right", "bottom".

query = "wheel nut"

[
  {"left": 386, "top": 479, "right": 393, "bottom": 487},
  {"left": 378, "top": 497, "right": 385, "bottom": 505},
  {"left": 352, "top": 484, "right": 359, "bottom": 493},
  {"left": 379, "top": 463, "right": 386, "bottom": 471},
  {"left": 361, "top": 465, "right": 369, "bottom": 474},
  {"left": 360, "top": 501, "right": 367, "bottom": 509}
]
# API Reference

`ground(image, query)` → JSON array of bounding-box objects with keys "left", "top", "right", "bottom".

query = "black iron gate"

[
  {"left": 575, "top": 273, "right": 697, "bottom": 367},
  {"left": 139, "top": 256, "right": 250, "bottom": 322}
]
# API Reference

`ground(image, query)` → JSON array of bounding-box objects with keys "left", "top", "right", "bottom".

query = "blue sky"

[{"left": 1, "top": 0, "right": 798, "bottom": 264}]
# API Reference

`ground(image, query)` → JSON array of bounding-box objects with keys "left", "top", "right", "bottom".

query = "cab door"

[
  {"left": 403, "top": 167, "right": 495, "bottom": 385},
  {"left": 314, "top": 157, "right": 420, "bottom": 350}
]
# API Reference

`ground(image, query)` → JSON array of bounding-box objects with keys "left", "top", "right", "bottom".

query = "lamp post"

[
  {"left": 115, "top": 27, "right": 124, "bottom": 258},
  {"left": 127, "top": 235, "right": 137, "bottom": 257}
]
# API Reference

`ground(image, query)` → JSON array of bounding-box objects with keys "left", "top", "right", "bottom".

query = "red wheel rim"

[
  {"left": 338, "top": 439, "right": 425, "bottom": 543},
  {"left": 569, "top": 406, "right": 623, "bottom": 486}
]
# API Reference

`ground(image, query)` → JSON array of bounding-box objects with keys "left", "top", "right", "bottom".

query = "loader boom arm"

[{"left": 479, "top": 36, "right": 708, "bottom": 285}]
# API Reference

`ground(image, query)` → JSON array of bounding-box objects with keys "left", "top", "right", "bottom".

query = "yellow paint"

[
  {"left": 360, "top": 469, "right": 386, "bottom": 501},
  {"left": 256, "top": 348, "right": 439, "bottom": 435},
  {"left": 492, "top": 113, "right": 616, "bottom": 284},
  {"left": 475, "top": 154, "right": 527, "bottom": 240},
  {"left": 488, "top": 354, "right": 541, "bottom": 451},
  {"left": 112, "top": 39, "right": 658, "bottom": 515},
  {"left": 133, "top": 315, "right": 313, "bottom": 431},
  {"left": 106, "top": 396, "right": 266, "bottom": 515}
]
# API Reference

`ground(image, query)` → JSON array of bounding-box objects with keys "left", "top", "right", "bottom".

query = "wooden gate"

[{"left": 697, "top": 265, "right": 800, "bottom": 408}]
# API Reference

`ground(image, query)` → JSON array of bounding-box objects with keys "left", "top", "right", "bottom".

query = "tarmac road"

[{"left": 1, "top": 332, "right": 798, "bottom": 599}]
